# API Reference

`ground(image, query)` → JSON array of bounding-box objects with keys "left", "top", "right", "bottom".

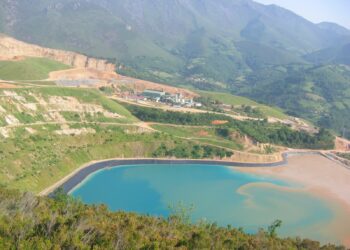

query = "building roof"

[
  {"left": 143, "top": 89, "right": 165, "bottom": 94},
  {"left": 142, "top": 89, "right": 165, "bottom": 98}
]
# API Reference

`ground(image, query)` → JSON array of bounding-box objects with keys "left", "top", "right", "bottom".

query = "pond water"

[{"left": 71, "top": 164, "right": 341, "bottom": 244}]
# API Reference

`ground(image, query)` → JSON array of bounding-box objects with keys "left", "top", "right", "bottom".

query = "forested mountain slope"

[
  {"left": 1, "top": 0, "right": 350, "bottom": 136},
  {"left": 305, "top": 43, "right": 350, "bottom": 65},
  {"left": 1, "top": 0, "right": 347, "bottom": 81}
]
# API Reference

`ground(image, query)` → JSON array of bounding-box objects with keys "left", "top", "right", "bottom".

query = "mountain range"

[{"left": 1, "top": 0, "right": 350, "bottom": 136}]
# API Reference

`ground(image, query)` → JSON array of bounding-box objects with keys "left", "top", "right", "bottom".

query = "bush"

[{"left": 124, "top": 104, "right": 335, "bottom": 149}]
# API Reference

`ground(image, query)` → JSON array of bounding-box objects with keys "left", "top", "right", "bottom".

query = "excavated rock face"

[{"left": 0, "top": 35, "right": 116, "bottom": 72}]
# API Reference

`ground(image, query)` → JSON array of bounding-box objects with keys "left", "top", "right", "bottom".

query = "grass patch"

[
  {"left": 0, "top": 57, "right": 70, "bottom": 80},
  {"left": 0, "top": 124, "right": 162, "bottom": 192},
  {"left": 0, "top": 123, "right": 234, "bottom": 193},
  {"left": 38, "top": 87, "right": 137, "bottom": 122},
  {"left": 336, "top": 153, "right": 350, "bottom": 161},
  {"left": 197, "top": 90, "right": 288, "bottom": 119},
  {"left": 19, "top": 80, "right": 57, "bottom": 86},
  {"left": 152, "top": 124, "right": 243, "bottom": 150},
  {"left": 1, "top": 87, "right": 138, "bottom": 124}
]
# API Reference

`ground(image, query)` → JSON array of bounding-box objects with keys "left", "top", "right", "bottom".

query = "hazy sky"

[{"left": 254, "top": 0, "right": 350, "bottom": 29}]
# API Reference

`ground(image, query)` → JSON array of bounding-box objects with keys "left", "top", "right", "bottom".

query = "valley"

[
  {"left": 2, "top": 0, "right": 350, "bottom": 137},
  {"left": 0, "top": 37, "right": 346, "bottom": 197},
  {"left": 0, "top": 1, "right": 350, "bottom": 247}
]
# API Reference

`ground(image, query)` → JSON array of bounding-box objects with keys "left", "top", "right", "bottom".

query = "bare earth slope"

[{"left": 0, "top": 34, "right": 115, "bottom": 72}]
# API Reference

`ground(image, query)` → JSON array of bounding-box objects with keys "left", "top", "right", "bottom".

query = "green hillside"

[
  {"left": 36, "top": 87, "right": 137, "bottom": 122},
  {"left": 1, "top": 0, "right": 350, "bottom": 137},
  {"left": 0, "top": 86, "right": 138, "bottom": 191},
  {"left": 1, "top": 0, "right": 347, "bottom": 85},
  {"left": 1, "top": 0, "right": 349, "bottom": 137},
  {"left": 0, "top": 86, "right": 245, "bottom": 192},
  {"left": 0, "top": 2, "right": 349, "bottom": 248},
  {"left": 197, "top": 90, "right": 288, "bottom": 119},
  {"left": 305, "top": 43, "right": 350, "bottom": 65},
  {"left": 0, "top": 57, "right": 70, "bottom": 80},
  {"left": 230, "top": 64, "right": 350, "bottom": 138},
  {"left": 123, "top": 103, "right": 334, "bottom": 150},
  {"left": 0, "top": 83, "right": 336, "bottom": 192}
]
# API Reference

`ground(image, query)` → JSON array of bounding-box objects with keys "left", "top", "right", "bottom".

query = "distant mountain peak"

[{"left": 317, "top": 22, "right": 350, "bottom": 36}]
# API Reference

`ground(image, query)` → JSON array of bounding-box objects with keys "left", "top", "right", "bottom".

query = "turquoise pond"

[{"left": 71, "top": 164, "right": 341, "bottom": 243}]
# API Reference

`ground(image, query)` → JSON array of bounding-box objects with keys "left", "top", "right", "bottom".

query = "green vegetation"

[
  {"left": 151, "top": 124, "right": 243, "bottom": 150},
  {"left": 37, "top": 87, "right": 130, "bottom": 114},
  {"left": 268, "top": 220, "right": 283, "bottom": 238},
  {"left": 0, "top": 86, "right": 143, "bottom": 192},
  {"left": 232, "top": 64, "right": 350, "bottom": 138},
  {"left": 153, "top": 143, "right": 233, "bottom": 159},
  {"left": 1, "top": 3, "right": 349, "bottom": 247},
  {"left": 233, "top": 124, "right": 334, "bottom": 150},
  {"left": 0, "top": 57, "right": 70, "bottom": 80},
  {"left": 0, "top": 124, "right": 182, "bottom": 192},
  {"left": 0, "top": 122, "right": 237, "bottom": 193},
  {"left": 0, "top": 187, "right": 343, "bottom": 249},
  {"left": 305, "top": 42, "right": 350, "bottom": 65},
  {"left": 0, "top": 86, "right": 246, "bottom": 193},
  {"left": 0, "top": 87, "right": 137, "bottom": 124},
  {"left": 197, "top": 90, "right": 288, "bottom": 119},
  {"left": 124, "top": 103, "right": 231, "bottom": 126},
  {"left": 2, "top": 0, "right": 350, "bottom": 137},
  {"left": 0, "top": 86, "right": 291, "bottom": 194},
  {"left": 4, "top": 0, "right": 345, "bottom": 86},
  {"left": 0, "top": 87, "right": 335, "bottom": 193},
  {"left": 336, "top": 153, "right": 350, "bottom": 161},
  {"left": 124, "top": 104, "right": 335, "bottom": 150}
]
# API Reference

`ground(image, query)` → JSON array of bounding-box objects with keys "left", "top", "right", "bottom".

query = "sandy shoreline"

[
  {"left": 235, "top": 154, "right": 350, "bottom": 246},
  {"left": 235, "top": 154, "right": 350, "bottom": 209}
]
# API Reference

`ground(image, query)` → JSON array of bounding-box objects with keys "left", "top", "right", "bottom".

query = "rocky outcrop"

[{"left": 0, "top": 34, "right": 116, "bottom": 72}]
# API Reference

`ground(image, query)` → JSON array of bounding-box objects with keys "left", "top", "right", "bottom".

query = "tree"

[
  {"left": 215, "top": 128, "right": 230, "bottom": 138},
  {"left": 268, "top": 219, "right": 282, "bottom": 238},
  {"left": 168, "top": 201, "right": 195, "bottom": 225}
]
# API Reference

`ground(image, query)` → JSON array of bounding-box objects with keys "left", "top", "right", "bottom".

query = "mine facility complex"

[{"left": 123, "top": 89, "right": 202, "bottom": 108}]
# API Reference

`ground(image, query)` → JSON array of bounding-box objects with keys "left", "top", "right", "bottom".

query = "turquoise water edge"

[{"left": 70, "top": 164, "right": 339, "bottom": 244}]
